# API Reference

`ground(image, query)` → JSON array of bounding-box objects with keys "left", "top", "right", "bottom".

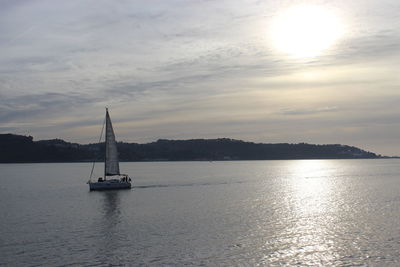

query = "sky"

[{"left": 1, "top": 0, "right": 400, "bottom": 156}]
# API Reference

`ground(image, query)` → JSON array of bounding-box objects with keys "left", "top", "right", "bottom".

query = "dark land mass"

[{"left": 0, "top": 133, "right": 381, "bottom": 163}]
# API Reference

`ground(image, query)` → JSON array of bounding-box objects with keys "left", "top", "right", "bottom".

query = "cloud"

[
  {"left": 279, "top": 107, "right": 339, "bottom": 116},
  {"left": 0, "top": 92, "right": 95, "bottom": 122}
]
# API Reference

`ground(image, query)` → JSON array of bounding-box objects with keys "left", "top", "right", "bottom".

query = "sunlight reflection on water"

[{"left": 275, "top": 160, "right": 341, "bottom": 266}]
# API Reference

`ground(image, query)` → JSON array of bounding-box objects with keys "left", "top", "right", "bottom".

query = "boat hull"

[{"left": 89, "top": 179, "right": 132, "bottom": 191}]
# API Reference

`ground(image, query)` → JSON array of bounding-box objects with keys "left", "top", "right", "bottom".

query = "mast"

[{"left": 104, "top": 108, "right": 108, "bottom": 180}]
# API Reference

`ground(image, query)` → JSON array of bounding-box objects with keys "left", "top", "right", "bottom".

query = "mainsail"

[{"left": 105, "top": 109, "right": 120, "bottom": 176}]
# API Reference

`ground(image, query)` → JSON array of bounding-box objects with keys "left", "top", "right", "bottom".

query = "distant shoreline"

[
  {"left": 0, "top": 133, "right": 384, "bottom": 163},
  {"left": 2, "top": 158, "right": 399, "bottom": 165}
]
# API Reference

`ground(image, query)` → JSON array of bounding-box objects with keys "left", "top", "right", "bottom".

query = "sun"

[{"left": 271, "top": 5, "right": 344, "bottom": 58}]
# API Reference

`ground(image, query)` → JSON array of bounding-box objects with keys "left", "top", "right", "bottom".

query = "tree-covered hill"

[{"left": 0, "top": 134, "right": 380, "bottom": 163}]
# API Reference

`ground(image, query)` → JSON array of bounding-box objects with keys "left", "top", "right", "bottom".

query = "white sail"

[{"left": 105, "top": 109, "right": 120, "bottom": 176}]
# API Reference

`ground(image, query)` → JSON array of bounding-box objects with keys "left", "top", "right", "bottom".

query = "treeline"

[
  {"left": 0, "top": 134, "right": 380, "bottom": 163},
  {"left": 0, "top": 134, "right": 92, "bottom": 163}
]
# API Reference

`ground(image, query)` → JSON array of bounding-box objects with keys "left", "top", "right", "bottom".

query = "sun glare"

[{"left": 271, "top": 5, "right": 344, "bottom": 58}]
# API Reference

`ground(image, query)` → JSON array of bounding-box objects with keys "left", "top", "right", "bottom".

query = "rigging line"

[{"left": 88, "top": 115, "right": 106, "bottom": 182}]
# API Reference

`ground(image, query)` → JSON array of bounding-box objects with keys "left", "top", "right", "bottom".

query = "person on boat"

[{"left": 98, "top": 177, "right": 103, "bottom": 182}]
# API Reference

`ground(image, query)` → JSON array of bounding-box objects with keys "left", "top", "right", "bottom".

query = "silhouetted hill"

[
  {"left": 0, "top": 134, "right": 381, "bottom": 163},
  {"left": 0, "top": 134, "right": 92, "bottom": 163}
]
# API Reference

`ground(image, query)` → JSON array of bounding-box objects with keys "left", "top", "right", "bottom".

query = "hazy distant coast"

[{"left": 0, "top": 134, "right": 381, "bottom": 163}]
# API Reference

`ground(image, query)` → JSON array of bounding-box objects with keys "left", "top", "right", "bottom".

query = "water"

[{"left": 1, "top": 159, "right": 400, "bottom": 266}]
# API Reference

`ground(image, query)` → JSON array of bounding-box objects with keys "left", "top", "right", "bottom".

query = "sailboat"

[{"left": 88, "top": 108, "right": 132, "bottom": 191}]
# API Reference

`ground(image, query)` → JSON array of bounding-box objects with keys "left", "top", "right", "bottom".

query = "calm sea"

[{"left": 1, "top": 159, "right": 400, "bottom": 266}]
